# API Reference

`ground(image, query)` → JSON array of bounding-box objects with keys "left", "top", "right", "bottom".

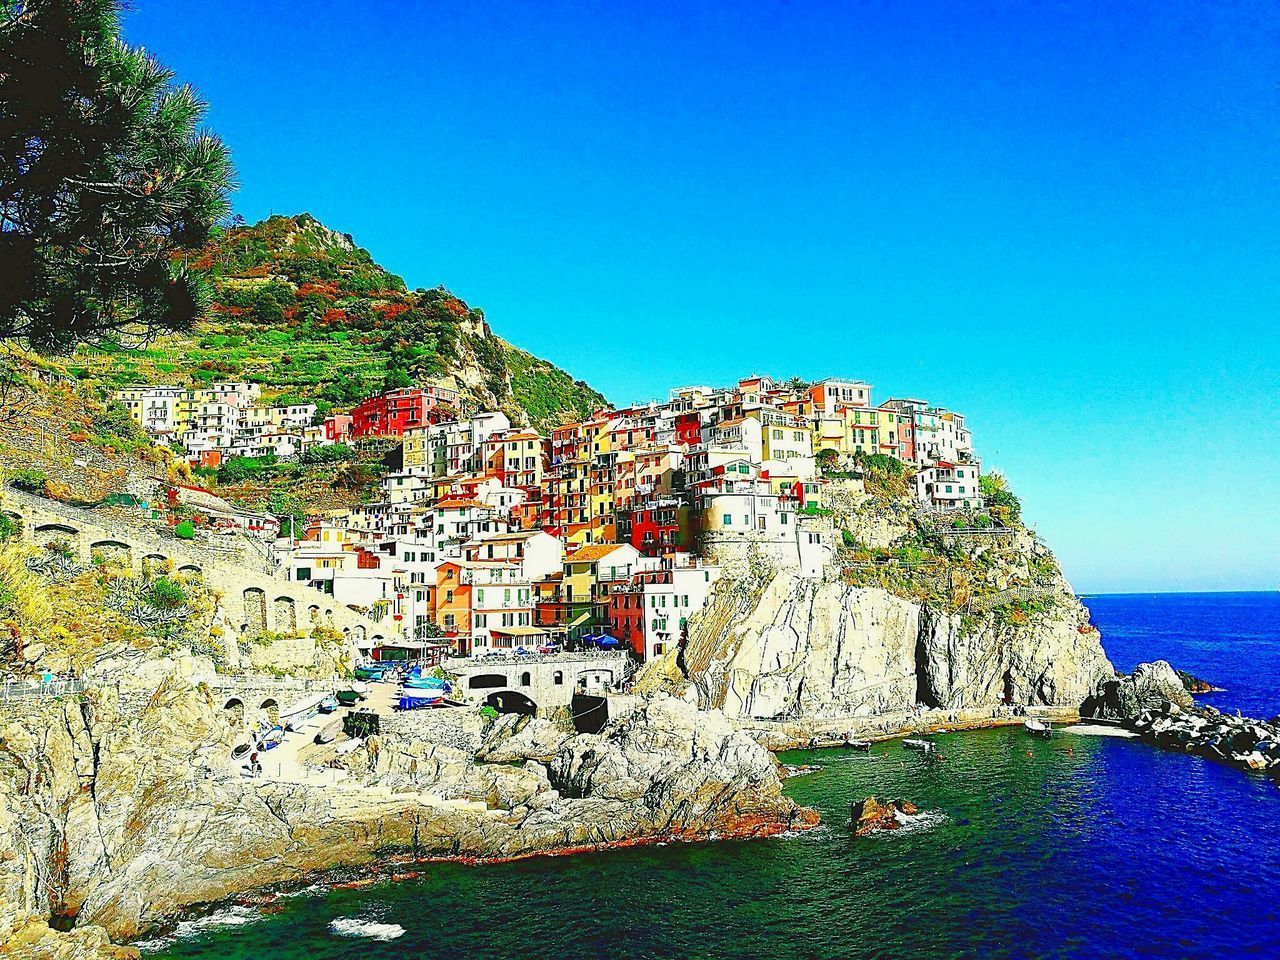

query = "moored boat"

[
  {"left": 231, "top": 743, "right": 252, "bottom": 760},
  {"left": 317, "top": 694, "right": 340, "bottom": 714},
  {"left": 259, "top": 726, "right": 285, "bottom": 750},
  {"left": 1024, "top": 718, "right": 1052, "bottom": 739},
  {"left": 903, "top": 737, "right": 936, "bottom": 753},
  {"left": 335, "top": 690, "right": 365, "bottom": 706},
  {"left": 845, "top": 739, "right": 872, "bottom": 751}
]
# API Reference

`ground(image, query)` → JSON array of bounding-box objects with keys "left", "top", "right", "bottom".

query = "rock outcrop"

[
  {"left": 1081, "top": 660, "right": 1194, "bottom": 721},
  {"left": 850, "top": 796, "right": 919, "bottom": 837},
  {"left": 1, "top": 666, "right": 811, "bottom": 947},
  {"left": 647, "top": 570, "right": 1111, "bottom": 722}
]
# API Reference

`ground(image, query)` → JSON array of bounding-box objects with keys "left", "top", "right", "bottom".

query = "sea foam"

[{"left": 328, "top": 917, "right": 406, "bottom": 941}]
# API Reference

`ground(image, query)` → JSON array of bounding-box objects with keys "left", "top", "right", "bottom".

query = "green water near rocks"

[{"left": 140, "top": 725, "right": 1280, "bottom": 958}]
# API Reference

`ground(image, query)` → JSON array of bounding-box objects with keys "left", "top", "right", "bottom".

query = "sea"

[{"left": 143, "top": 592, "right": 1280, "bottom": 959}]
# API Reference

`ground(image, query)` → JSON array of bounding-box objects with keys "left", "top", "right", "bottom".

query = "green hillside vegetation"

[{"left": 69, "top": 214, "right": 606, "bottom": 429}]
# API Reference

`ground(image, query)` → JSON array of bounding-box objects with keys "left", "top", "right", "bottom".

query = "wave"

[
  {"left": 134, "top": 905, "right": 261, "bottom": 951},
  {"left": 329, "top": 917, "right": 406, "bottom": 941},
  {"left": 860, "top": 808, "right": 949, "bottom": 840}
]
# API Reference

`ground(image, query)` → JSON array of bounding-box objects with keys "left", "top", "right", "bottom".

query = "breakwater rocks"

[
  {"left": 1131, "top": 704, "right": 1280, "bottom": 772},
  {"left": 1084, "top": 660, "right": 1276, "bottom": 774}
]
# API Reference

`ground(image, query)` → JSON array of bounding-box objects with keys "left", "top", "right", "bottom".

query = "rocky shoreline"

[{"left": 1083, "top": 659, "right": 1279, "bottom": 773}]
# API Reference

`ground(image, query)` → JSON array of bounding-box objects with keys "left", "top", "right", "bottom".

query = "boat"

[
  {"left": 313, "top": 725, "right": 339, "bottom": 745},
  {"left": 403, "top": 676, "right": 448, "bottom": 691},
  {"left": 1024, "top": 718, "right": 1053, "bottom": 739},
  {"left": 396, "top": 693, "right": 444, "bottom": 711},
  {"left": 845, "top": 739, "right": 872, "bottom": 752},
  {"left": 231, "top": 743, "right": 253, "bottom": 760},
  {"left": 258, "top": 726, "right": 285, "bottom": 750},
  {"left": 317, "top": 694, "right": 340, "bottom": 714},
  {"left": 335, "top": 690, "right": 365, "bottom": 707},
  {"left": 903, "top": 737, "right": 937, "bottom": 754},
  {"left": 353, "top": 665, "right": 386, "bottom": 681}
]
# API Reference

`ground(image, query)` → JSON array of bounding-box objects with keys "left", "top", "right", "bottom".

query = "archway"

[
  {"left": 467, "top": 673, "right": 508, "bottom": 690},
  {"left": 223, "top": 697, "right": 246, "bottom": 726},
  {"left": 90, "top": 540, "right": 133, "bottom": 567},
  {"left": 259, "top": 698, "right": 279, "bottom": 726},
  {"left": 141, "top": 553, "right": 170, "bottom": 575},
  {"left": 242, "top": 588, "right": 267, "bottom": 635},
  {"left": 272, "top": 596, "right": 297, "bottom": 633},
  {"left": 483, "top": 690, "right": 538, "bottom": 717},
  {"left": 177, "top": 563, "right": 203, "bottom": 578}
]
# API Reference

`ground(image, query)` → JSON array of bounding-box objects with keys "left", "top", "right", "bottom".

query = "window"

[
  {"left": 553, "top": 671, "right": 564, "bottom": 685},
  {"left": 722, "top": 514, "right": 732, "bottom": 526}
]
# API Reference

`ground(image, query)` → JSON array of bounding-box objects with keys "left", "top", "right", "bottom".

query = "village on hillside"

[{"left": 107, "top": 375, "right": 983, "bottom": 667}]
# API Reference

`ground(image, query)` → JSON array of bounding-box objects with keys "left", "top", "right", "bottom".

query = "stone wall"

[{"left": 379, "top": 706, "right": 486, "bottom": 752}]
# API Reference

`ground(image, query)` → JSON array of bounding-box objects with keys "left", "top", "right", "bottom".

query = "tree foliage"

[{"left": 0, "top": 0, "right": 235, "bottom": 349}]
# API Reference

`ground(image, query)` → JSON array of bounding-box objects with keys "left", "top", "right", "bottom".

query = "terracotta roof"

[{"left": 568, "top": 543, "right": 627, "bottom": 563}]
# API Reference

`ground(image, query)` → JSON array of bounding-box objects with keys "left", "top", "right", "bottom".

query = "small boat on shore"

[
  {"left": 259, "top": 726, "right": 284, "bottom": 750},
  {"left": 231, "top": 743, "right": 252, "bottom": 761},
  {"left": 903, "top": 737, "right": 936, "bottom": 754},
  {"left": 313, "top": 724, "right": 339, "bottom": 745},
  {"left": 335, "top": 690, "right": 365, "bottom": 707},
  {"left": 1024, "top": 718, "right": 1053, "bottom": 739},
  {"left": 317, "top": 695, "right": 340, "bottom": 714}
]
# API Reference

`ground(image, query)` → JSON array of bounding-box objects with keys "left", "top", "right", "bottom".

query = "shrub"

[
  {"left": 7, "top": 468, "right": 46, "bottom": 493},
  {"left": 149, "top": 577, "right": 187, "bottom": 610},
  {"left": 175, "top": 520, "right": 195, "bottom": 540}
]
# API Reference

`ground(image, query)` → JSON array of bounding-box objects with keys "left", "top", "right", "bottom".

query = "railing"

[{"left": 0, "top": 679, "right": 88, "bottom": 703}]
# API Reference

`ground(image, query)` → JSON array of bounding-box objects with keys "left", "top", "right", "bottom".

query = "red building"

[
  {"left": 608, "top": 586, "right": 646, "bottom": 657},
  {"left": 673, "top": 412, "right": 702, "bottom": 448},
  {"left": 621, "top": 497, "right": 686, "bottom": 557},
  {"left": 324, "top": 414, "right": 352, "bottom": 442},
  {"left": 350, "top": 387, "right": 458, "bottom": 438}
]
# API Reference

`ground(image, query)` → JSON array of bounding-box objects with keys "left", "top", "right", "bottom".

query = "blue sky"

[{"left": 123, "top": 1, "right": 1279, "bottom": 593}]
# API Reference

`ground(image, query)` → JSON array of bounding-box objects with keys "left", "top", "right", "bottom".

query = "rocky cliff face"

[
  {"left": 643, "top": 568, "right": 1111, "bottom": 722},
  {"left": 0, "top": 664, "right": 810, "bottom": 948}
]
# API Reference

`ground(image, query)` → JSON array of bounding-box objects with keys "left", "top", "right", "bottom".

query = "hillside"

[{"left": 67, "top": 214, "right": 606, "bottom": 431}]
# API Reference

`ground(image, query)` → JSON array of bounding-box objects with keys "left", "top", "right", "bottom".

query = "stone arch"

[
  {"left": 242, "top": 587, "right": 267, "bottom": 635},
  {"left": 33, "top": 522, "right": 79, "bottom": 554},
  {"left": 141, "top": 553, "right": 170, "bottom": 576},
  {"left": 90, "top": 539, "right": 132, "bottom": 566},
  {"left": 33, "top": 521, "right": 78, "bottom": 538},
  {"left": 553, "top": 670, "right": 564, "bottom": 685},
  {"left": 272, "top": 596, "right": 297, "bottom": 633},
  {"left": 223, "top": 697, "right": 245, "bottom": 726},
  {"left": 520, "top": 671, "right": 532, "bottom": 687},
  {"left": 483, "top": 690, "right": 537, "bottom": 717},
  {"left": 308, "top": 604, "right": 321, "bottom": 625},
  {"left": 259, "top": 698, "right": 280, "bottom": 726},
  {"left": 468, "top": 673, "right": 509, "bottom": 690},
  {"left": 177, "top": 563, "right": 203, "bottom": 578},
  {"left": 352, "top": 625, "right": 366, "bottom": 646}
]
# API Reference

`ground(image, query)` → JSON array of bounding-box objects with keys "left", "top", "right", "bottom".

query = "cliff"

[
  {"left": 640, "top": 506, "right": 1112, "bottom": 728},
  {"left": 0, "top": 664, "right": 810, "bottom": 948}
]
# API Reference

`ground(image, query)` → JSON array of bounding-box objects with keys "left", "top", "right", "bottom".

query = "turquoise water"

[{"left": 144, "top": 594, "right": 1280, "bottom": 959}]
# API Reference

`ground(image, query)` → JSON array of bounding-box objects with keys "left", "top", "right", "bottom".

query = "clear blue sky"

[{"left": 123, "top": 1, "right": 1279, "bottom": 594}]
